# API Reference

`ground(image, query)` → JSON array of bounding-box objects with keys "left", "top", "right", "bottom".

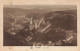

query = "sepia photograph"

[{"left": 3, "top": 5, "right": 77, "bottom": 46}]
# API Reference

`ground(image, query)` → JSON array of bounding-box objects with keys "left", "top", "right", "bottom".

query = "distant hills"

[{"left": 3, "top": 7, "right": 77, "bottom": 33}]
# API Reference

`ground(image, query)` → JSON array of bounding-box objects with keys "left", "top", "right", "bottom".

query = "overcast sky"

[{"left": 4, "top": 5, "right": 77, "bottom": 11}]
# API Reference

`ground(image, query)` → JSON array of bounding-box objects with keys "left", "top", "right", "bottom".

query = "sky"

[{"left": 4, "top": 5, "right": 77, "bottom": 11}]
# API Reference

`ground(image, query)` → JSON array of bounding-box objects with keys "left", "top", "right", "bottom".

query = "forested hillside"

[{"left": 3, "top": 7, "right": 77, "bottom": 46}]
